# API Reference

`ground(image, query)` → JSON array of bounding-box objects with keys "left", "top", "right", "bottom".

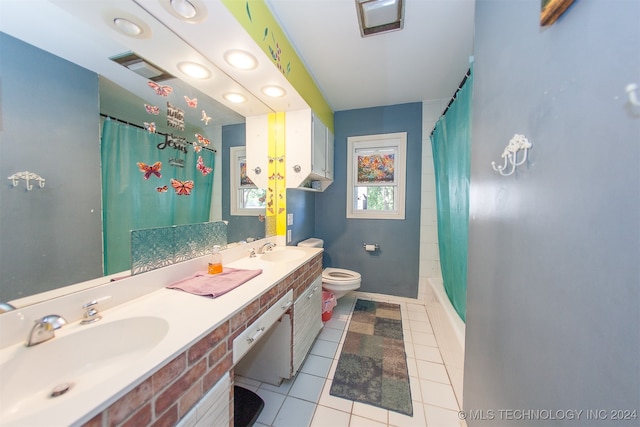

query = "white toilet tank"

[{"left": 297, "top": 238, "right": 324, "bottom": 248}]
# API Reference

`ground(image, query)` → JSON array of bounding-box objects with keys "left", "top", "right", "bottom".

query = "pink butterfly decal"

[
  {"left": 195, "top": 133, "right": 210, "bottom": 146},
  {"left": 197, "top": 156, "right": 213, "bottom": 176},
  {"left": 144, "top": 104, "right": 160, "bottom": 115},
  {"left": 147, "top": 81, "right": 173, "bottom": 97},
  {"left": 201, "top": 110, "right": 212, "bottom": 125},
  {"left": 192, "top": 142, "right": 202, "bottom": 153},
  {"left": 171, "top": 178, "right": 194, "bottom": 196},
  {"left": 144, "top": 122, "right": 156, "bottom": 133},
  {"left": 156, "top": 185, "right": 168, "bottom": 193},
  {"left": 184, "top": 96, "right": 197, "bottom": 108},
  {"left": 137, "top": 161, "right": 162, "bottom": 180}
]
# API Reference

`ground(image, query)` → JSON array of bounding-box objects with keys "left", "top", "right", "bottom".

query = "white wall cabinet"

[
  {"left": 286, "top": 108, "right": 334, "bottom": 191},
  {"left": 245, "top": 114, "right": 270, "bottom": 189}
]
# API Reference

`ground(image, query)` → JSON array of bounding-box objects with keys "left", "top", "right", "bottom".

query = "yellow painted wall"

[{"left": 221, "top": 0, "right": 333, "bottom": 131}]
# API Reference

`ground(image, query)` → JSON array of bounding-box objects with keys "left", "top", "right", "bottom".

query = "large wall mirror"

[{"left": 0, "top": 0, "right": 296, "bottom": 310}]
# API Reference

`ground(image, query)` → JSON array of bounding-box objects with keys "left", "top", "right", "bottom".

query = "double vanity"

[{"left": 0, "top": 240, "right": 323, "bottom": 427}]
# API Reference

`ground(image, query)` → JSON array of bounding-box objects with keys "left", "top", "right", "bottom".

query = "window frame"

[
  {"left": 346, "top": 132, "right": 407, "bottom": 220},
  {"left": 229, "top": 146, "right": 266, "bottom": 216}
]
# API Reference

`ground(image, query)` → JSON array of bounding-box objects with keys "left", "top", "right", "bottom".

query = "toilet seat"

[{"left": 322, "top": 268, "right": 361, "bottom": 286}]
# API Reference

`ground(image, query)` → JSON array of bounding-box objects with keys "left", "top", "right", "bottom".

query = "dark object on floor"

[
  {"left": 330, "top": 299, "right": 413, "bottom": 416},
  {"left": 234, "top": 385, "right": 264, "bottom": 427}
]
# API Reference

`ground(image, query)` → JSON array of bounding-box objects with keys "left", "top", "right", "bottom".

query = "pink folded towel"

[{"left": 167, "top": 267, "right": 263, "bottom": 298}]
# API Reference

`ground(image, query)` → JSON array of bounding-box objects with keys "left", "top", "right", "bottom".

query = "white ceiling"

[
  {"left": 0, "top": 0, "right": 475, "bottom": 121},
  {"left": 265, "top": 0, "right": 476, "bottom": 111}
]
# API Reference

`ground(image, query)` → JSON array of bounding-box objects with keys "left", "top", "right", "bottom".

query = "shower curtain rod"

[
  {"left": 430, "top": 68, "right": 471, "bottom": 137},
  {"left": 99, "top": 114, "right": 217, "bottom": 153}
]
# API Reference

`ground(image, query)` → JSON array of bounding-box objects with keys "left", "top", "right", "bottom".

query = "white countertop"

[{"left": 0, "top": 244, "right": 323, "bottom": 427}]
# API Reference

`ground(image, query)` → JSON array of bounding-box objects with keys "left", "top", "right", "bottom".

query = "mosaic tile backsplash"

[{"left": 131, "top": 221, "right": 227, "bottom": 275}]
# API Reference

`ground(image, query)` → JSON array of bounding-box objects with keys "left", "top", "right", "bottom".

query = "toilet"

[{"left": 297, "top": 238, "right": 361, "bottom": 299}]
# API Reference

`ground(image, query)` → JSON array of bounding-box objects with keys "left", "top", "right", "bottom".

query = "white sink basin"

[
  {"left": 260, "top": 248, "right": 307, "bottom": 263},
  {"left": 0, "top": 316, "right": 169, "bottom": 425}
]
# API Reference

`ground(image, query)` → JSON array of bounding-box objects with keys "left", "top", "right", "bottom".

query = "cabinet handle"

[
  {"left": 282, "top": 300, "right": 293, "bottom": 310},
  {"left": 246, "top": 326, "right": 265, "bottom": 344}
]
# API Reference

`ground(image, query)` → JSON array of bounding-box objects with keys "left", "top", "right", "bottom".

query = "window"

[
  {"left": 346, "top": 132, "right": 407, "bottom": 220},
  {"left": 230, "top": 146, "right": 266, "bottom": 216}
]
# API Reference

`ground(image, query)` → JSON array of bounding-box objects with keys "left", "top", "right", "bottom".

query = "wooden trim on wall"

[{"left": 541, "top": 0, "right": 575, "bottom": 26}]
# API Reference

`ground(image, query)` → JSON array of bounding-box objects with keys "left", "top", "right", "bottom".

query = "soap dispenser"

[{"left": 208, "top": 245, "right": 223, "bottom": 274}]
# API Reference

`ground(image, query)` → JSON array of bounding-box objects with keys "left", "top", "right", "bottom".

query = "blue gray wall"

[
  {"left": 314, "top": 103, "right": 423, "bottom": 298},
  {"left": 0, "top": 33, "right": 102, "bottom": 301},
  {"left": 287, "top": 189, "right": 316, "bottom": 245},
  {"left": 221, "top": 123, "right": 265, "bottom": 243},
  {"left": 464, "top": 1, "right": 640, "bottom": 424}
]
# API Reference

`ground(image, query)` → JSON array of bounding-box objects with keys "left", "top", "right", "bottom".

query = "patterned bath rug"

[{"left": 330, "top": 299, "right": 413, "bottom": 416}]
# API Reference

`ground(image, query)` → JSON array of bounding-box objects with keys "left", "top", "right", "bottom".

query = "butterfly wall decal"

[
  {"left": 201, "top": 110, "right": 212, "bottom": 125},
  {"left": 171, "top": 178, "right": 194, "bottom": 196},
  {"left": 184, "top": 96, "right": 197, "bottom": 108},
  {"left": 144, "top": 104, "right": 160, "bottom": 115},
  {"left": 156, "top": 185, "right": 168, "bottom": 193},
  {"left": 147, "top": 81, "right": 173, "bottom": 97},
  {"left": 192, "top": 142, "right": 202, "bottom": 153},
  {"left": 195, "top": 133, "right": 210, "bottom": 146},
  {"left": 137, "top": 161, "right": 162, "bottom": 179},
  {"left": 197, "top": 156, "right": 213, "bottom": 176},
  {"left": 144, "top": 122, "right": 156, "bottom": 133}
]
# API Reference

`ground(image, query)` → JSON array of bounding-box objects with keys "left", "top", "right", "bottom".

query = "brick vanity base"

[{"left": 83, "top": 253, "right": 322, "bottom": 427}]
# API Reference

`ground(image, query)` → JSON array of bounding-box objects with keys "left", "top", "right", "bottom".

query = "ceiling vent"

[
  {"left": 355, "top": 0, "right": 404, "bottom": 37},
  {"left": 110, "top": 52, "right": 174, "bottom": 82}
]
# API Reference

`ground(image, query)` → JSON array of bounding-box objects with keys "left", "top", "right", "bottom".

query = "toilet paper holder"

[{"left": 362, "top": 243, "right": 379, "bottom": 251}]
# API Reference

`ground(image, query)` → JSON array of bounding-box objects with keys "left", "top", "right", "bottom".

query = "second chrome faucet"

[{"left": 257, "top": 242, "right": 276, "bottom": 254}]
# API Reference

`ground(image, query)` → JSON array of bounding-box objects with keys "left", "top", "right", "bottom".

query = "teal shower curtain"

[
  {"left": 101, "top": 119, "right": 215, "bottom": 274},
  {"left": 430, "top": 68, "right": 473, "bottom": 322}
]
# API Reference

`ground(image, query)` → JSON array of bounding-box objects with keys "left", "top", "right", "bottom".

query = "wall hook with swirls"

[
  {"left": 626, "top": 83, "right": 639, "bottom": 107},
  {"left": 491, "top": 134, "right": 532, "bottom": 176},
  {"left": 8, "top": 171, "right": 46, "bottom": 190}
]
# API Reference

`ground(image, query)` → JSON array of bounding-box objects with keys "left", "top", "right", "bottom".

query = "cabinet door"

[
  {"left": 245, "top": 115, "right": 269, "bottom": 189},
  {"left": 311, "top": 113, "right": 327, "bottom": 177},
  {"left": 293, "top": 276, "right": 323, "bottom": 373},
  {"left": 325, "top": 128, "right": 334, "bottom": 180}
]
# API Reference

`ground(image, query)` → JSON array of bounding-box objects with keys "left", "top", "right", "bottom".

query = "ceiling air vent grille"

[
  {"left": 355, "top": 0, "right": 404, "bottom": 37},
  {"left": 110, "top": 52, "right": 174, "bottom": 82}
]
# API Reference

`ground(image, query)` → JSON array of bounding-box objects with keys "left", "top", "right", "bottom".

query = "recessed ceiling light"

[
  {"left": 177, "top": 61, "right": 211, "bottom": 79},
  {"left": 113, "top": 18, "right": 143, "bottom": 37},
  {"left": 170, "top": 0, "right": 197, "bottom": 19},
  {"left": 261, "top": 85, "right": 286, "bottom": 98},
  {"left": 223, "top": 50, "right": 258, "bottom": 70},
  {"left": 224, "top": 93, "right": 247, "bottom": 104}
]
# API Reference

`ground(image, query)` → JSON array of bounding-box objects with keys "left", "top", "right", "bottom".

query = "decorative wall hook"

[
  {"left": 8, "top": 171, "right": 46, "bottom": 190},
  {"left": 626, "top": 83, "right": 639, "bottom": 107},
  {"left": 491, "top": 134, "right": 532, "bottom": 176}
]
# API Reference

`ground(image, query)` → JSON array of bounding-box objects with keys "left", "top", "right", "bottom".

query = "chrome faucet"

[
  {"left": 80, "top": 300, "right": 102, "bottom": 325},
  {"left": 257, "top": 242, "right": 276, "bottom": 254},
  {"left": 27, "top": 315, "right": 67, "bottom": 347},
  {"left": 0, "top": 302, "right": 15, "bottom": 314}
]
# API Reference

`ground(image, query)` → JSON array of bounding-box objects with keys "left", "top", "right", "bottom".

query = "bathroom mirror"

[{"left": 0, "top": 0, "right": 280, "bottom": 309}]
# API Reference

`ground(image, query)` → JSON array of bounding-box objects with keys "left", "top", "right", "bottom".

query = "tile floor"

[{"left": 235, "top": 292, "right": 467, "bottom": 427}]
